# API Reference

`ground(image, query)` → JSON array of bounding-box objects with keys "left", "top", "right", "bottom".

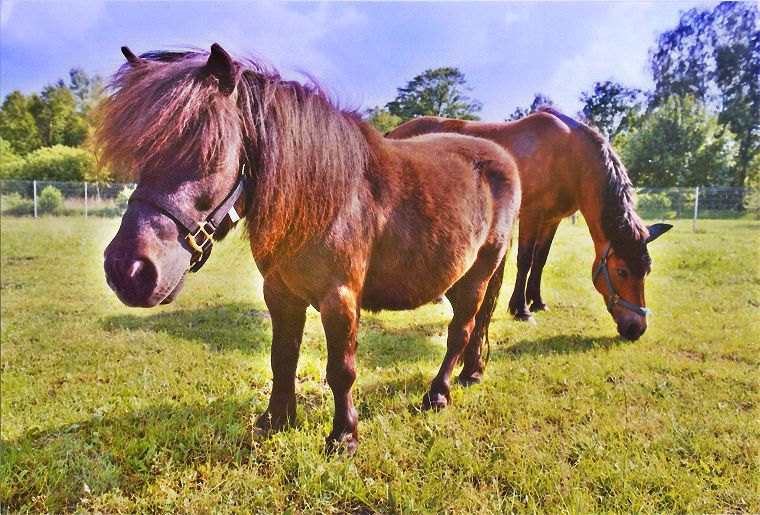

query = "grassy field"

[{"left": 1, "top": 216, "right": 758, "bottom": 513}]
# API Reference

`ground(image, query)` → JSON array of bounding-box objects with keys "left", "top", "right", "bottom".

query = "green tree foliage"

[
  {"left": 616, "top": 96, "right": 737, "bottom": 187},
  {"left": 0, "top": 137, "right": 26, "bottom": 178},
  {"left": 506, "top": 93, "right": 556, "bottom": 121},
  {"left": 365, "top": 106, "right": 403, "bottom": 133},
  {"left": 12, "top": 145, "right": 96, "bottom": 182},
  {"left": 651, "top": 1, "right": 759, "bottom": 188},
  {"left": 0, "top": 91, "right": 43, "bottom": 154},
  {"left": 580, "top": 81, "right": 645, "bottom": 140},
  {"left": 68, "top": 68, "right": 104, "bottom": 117},
  {"left": 29, "top": 82, "right": 88, "bottom": 148},
  {"left": 386, "top": 68, "right": 482, "bottom": 121}
]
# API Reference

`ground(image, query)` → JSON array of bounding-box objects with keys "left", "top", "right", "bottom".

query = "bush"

[
  {"left": 12, "top": 145, "right": 95, "bottom": 181},
  {"left": 1, "top": 193, "right": 33, "bottom": 215},
  {"left": 38, "top": 185, "right": 64, "bottom": 215},
  {"left": 635, "top": 192, "right": 673, "bottom": 212},
  {"left": 115, "top": 186, "right": 135, "bottom": 211},
  {"left": 0, "top": 138, "right": 25, "bottom": 179}
]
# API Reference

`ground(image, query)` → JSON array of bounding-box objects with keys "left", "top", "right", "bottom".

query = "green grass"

[{"left": 1, "top": 216, "right": 758, "bottom": 513}]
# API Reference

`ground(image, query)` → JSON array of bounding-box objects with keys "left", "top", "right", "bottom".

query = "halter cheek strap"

[
  {"left": 592, "top": 243, "right": 651, "bottom": 317},
  {"left": 129, "top": 167, "right": 249, "bottom": 273}
]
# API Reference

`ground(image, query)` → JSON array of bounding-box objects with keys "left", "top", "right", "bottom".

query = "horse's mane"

[
  {"left": 539, "top": 108, "right": 651, "bottom": 276},
  {"left": 94, "top": 49, "right": 370, "bottom": 261}
]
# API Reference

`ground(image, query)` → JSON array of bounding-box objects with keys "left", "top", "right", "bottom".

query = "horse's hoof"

[
  {"left": 513, "top": 312, "right": 535, "bottom": 322},
  {"left": 529, "top": 302, "right": 548, "bottom": 312},
  {"left": 456, "top": 373, "right": 482, "bottom": 387},
  {"left": 421, "top": 391, "right": 449, "bottom": 411},
  {"left": 254, "top": 410, "right": 293, "bottom": 433},
  {"left": 325, "top": 432, "right": 358, "bottom": 456}
]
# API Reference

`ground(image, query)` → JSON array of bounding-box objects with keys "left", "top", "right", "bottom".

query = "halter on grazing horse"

[
  {"left": 387, "top": 113, "right": 672, "bottom": 341},
  {"left": 99, "top": 44, "right": 521, "bottom": 454}
]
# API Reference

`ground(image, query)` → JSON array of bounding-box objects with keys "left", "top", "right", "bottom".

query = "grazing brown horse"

[
  {"left": 387, "top": 112, "right": 671, "bottom": 340},
  {"left": 99, "top": 44, "right": 521, "bottom": 453}
]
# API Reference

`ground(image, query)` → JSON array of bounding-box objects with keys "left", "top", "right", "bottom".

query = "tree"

[
  {"left": 0, "top": 91, "right": 42, "bottom": 154},
  {"left": 651, "top": 2, "right": 759, "bottom": 190},
  {"left": 579, "top": 81, "right": 645, "bottom": 140},
  {"left": 505, "top": 93, "right": 556, "bottom": 121},
  {"left": 68, "top": 68, "right": 104, "bottom": 117},
  {"left": 365, "top": 106, "right": 403, "bottom": 133},
  {"left": 0, "top": 137, "right": 25, "bottom": 178},
  {"left": 386, "top": 68, "right": 482, "bottom": 121},
  {"left": 29, "top": 82, "right": 88, "bottom": 148},
  {"left": 615, "top": 95, "right": 737, "bottom": 187}
]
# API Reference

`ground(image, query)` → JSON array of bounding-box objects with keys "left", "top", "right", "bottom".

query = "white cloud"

[{"left": 542, "top": 3, "right": 680, "bottom": 114}]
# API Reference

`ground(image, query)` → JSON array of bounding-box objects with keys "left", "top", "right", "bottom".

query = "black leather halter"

[{"left": 129, "top": 167, "right": 248, "bottom": 273}]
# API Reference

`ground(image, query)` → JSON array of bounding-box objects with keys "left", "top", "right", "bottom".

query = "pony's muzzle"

[
  {"left": 617, "top": 318, "right": 646, "bottom": 341},
  {"left": 104, "top": 254, "right": 159, "bottom": 308}
]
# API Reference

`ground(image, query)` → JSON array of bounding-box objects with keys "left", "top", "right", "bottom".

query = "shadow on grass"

[
  {"left": 493, "top": 333, "right": 626, "bottom": 358},
  {"left": 1, "top": 398, "right": 265, "bottom": 511},
  {"left": 102, "top": 303, "right": 272, "bottom": 354}
]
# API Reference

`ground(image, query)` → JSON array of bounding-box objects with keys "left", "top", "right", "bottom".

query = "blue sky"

[{"left": 1, "top": 1, "right": 705, "bottom": 120}]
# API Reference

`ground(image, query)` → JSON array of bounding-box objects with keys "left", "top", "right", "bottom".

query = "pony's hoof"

[
  {"left": 529, "top": 302, "right": 548, "bottom": 312},
  {"left": 421, "top": 391, "right": 449, "bottom": 410},
  {"left": 325, "top": 432, "right": 358, "bottom": 456},
  {"left": 456, "top": 373, "right": 482, "bottom": 387}
]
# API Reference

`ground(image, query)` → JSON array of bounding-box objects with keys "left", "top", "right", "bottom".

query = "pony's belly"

[{"left": 361, "top": 251, "right": 473, "bottom": 312}]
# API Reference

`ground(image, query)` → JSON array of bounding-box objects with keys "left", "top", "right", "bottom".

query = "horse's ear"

[
  {"left": 121, "top": 46, "right": 144, "bottom": 67},
  {"left": 204, "top": 43, "right": 237, "bottom": 96},
  {"left": 645, "top": 223, "right": 673, "bottom": 244}
]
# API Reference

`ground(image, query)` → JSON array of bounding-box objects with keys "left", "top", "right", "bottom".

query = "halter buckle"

[
  {"left": 609, "top": 293, "right": 620, "bottom": 306},
  {"left": 185, "top": 222, "right": 214, "bottom": 254}
]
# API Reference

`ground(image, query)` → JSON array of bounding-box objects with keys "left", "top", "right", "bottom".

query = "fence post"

[
  {"left": 33, "top": 180, "right": 38, "bottom": 218},
  {"left": 692, "top": 186, "right": 700, "bottom": 232},
  {"left": 84, "top": 182, "right": 88, "bottom": 218}
]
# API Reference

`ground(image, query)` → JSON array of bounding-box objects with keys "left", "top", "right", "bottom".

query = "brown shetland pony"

[
  {"left": 387, "top": 112, "right": 671, "bottom": 341},
  {"left": 98, "top": 44, "right": 521, "bottom": 454}
]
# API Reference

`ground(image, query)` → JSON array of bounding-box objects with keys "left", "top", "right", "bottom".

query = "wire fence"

[{"left": 2, "top": 180, "right": 759, "bottom": 228}]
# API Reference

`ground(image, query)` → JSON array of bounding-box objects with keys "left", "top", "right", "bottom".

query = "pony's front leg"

[
  {"left": 255, "top": 277, "right": 308, "bottom": 432},
  {"left": 526, "top": 221, "right": 559, "bottom": 312},
  {"left": 320, "top": 285, "right": 360, "bottom": 455}
]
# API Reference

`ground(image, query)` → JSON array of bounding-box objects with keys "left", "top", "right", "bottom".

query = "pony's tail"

[{"left": 471, "top": 254, "right": 507, "bottom": 369}]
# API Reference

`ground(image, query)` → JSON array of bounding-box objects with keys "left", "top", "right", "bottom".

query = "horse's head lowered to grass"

[{"left": 100, "top": 44, "right": 247, "bottom": 307}]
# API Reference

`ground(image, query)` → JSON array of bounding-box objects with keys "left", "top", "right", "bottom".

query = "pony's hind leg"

[
  {"left": 423, "top": 253, "right": 500, "bottom": 410},
  {"left": 526, "top": 220, "right": 560, "bottom": 312},
  {"left": 255, "top": 277, "right": 309, "bottom": 432},
  {"left": 457, "top": 256, "right": 506, "bottom": 386}
]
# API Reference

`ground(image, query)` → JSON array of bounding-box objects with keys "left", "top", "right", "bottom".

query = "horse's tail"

[{"left": 472, "top": 254, "right": 507, "bottom": 368}]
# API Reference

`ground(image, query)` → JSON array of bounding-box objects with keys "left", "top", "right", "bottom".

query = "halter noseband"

[
  {"left": 129, "top": 166, "right": 249, "bottom": 273},
  {"left": 592, "top": 243, "right": 650, "bottom": 317}
]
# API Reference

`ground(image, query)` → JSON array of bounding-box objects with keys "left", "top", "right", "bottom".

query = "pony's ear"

[
  {"left": 645, "top": 223, "right": 673, "bottom": 244},
  {"left": 121, "top": 46, "right": 144, "bottom": 67},
  {"left": 204, "top": 43, "right": 237, "bottom": 96}
]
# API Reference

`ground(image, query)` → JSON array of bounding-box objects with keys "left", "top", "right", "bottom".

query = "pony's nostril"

[
  {"left": 624, "top": 323, "right": 641, "bottom": 341},
  {"left": 126, "top": 259, "right": 145, "bottom": 279}
]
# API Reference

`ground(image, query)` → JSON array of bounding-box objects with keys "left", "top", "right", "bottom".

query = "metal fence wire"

[{"left": 1, "top": 180, "right": 759, "bottom": 228}]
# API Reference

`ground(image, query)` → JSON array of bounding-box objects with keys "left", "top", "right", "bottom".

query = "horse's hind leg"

[
  {"left": 526, "top": 220, "right": 560, "bottom": 312},
  {"left": 423, "top": 252, "right": 501, "bottom": 410},
  {"left": 256, "top": 276, "right": 309, "bottom": 432},
  {"left": 457, "top": 256, "right": 506, "bottom": 386},
  {"left": 508, "top": 215, "right": 538, "bottom": 321}
]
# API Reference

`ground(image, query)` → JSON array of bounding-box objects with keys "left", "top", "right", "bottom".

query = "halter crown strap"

[
  {"left": 593, "top": 243, "right": 651, "bottom": 317},
  {"left": 128, "top": 167, "right": 248, "bottom": 273}
]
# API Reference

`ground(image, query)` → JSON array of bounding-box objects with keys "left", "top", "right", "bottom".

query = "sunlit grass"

[{"left": 1, "top": 216, "right": 758, "bottom": 512}]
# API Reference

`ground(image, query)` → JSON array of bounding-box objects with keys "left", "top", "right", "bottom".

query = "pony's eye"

[
  {"left": 616, "top": 269, "right": 629, "bottom": 279},
  {"left": 195, "top": 195, "right": 212, "bottom": 212}
]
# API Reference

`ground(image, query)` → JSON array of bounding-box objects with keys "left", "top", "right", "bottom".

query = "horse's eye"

[{"left": 616, "top": 269, "right": 629, "bottom": 279}]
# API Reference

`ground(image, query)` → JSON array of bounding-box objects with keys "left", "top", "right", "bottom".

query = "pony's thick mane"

[
  {"left": 540, "top": 108, "right": 651, "bottom": 276},
  {"left": 94, "top": 49, "right": 370, "bottom": 262}
]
